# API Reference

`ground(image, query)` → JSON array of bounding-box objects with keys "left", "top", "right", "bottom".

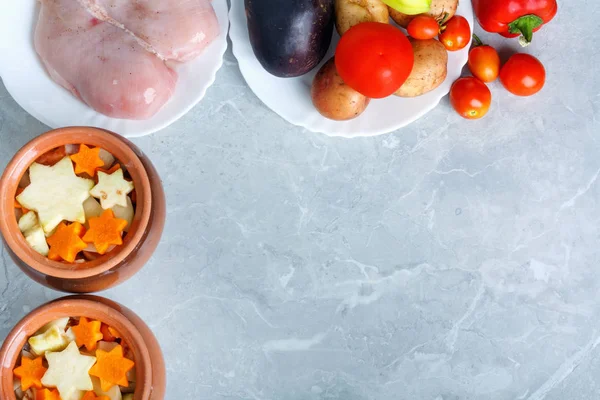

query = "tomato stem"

[{"left": 472, "top": 34, "right": 484, "bottom": 47}]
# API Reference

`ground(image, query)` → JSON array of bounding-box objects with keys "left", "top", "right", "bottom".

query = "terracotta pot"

[
  {"left": 0, "top": 295, "right": 166, "bottom": 400},
  {"left": 0, "top": 127, "right": 166, "bottom": 293}
]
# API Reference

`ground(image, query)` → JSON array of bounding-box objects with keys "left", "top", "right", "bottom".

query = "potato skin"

[
  {"left": 389, "top": 0, "right": 458, "bottom": 28},
  {"left": 396, "top": 39, "right": 448, "bottom": 97},
  {"left": 311, "top": 58, "right": 370, "bottom": 121},
  {"left": 335, "top": 0, "right": 389, "bottom": 36}
]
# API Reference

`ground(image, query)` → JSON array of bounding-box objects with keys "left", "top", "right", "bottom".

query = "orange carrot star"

[
  {"left": 81, "top": 391, "right": 110, "bottom": 400},
  {"left": 36, "top": 388, "right": 61, "bottom": 400},
  {"left": 13, "top": 356, "right": 47, "bottom": 391},
  {"left": 47, "top": 222, "right": 87, "bottom": 263},
  {"left": 70, "top": 145, "right": 105, "bottom": 177},
  {"left": 89, "top": 345, "right": 135, "bottom": 391},
  {"left": 72, "top": 317, "right": 104, "bottom": 352},
  {"left": 82, "top": 210, "right": 127, "bottom": 255}
]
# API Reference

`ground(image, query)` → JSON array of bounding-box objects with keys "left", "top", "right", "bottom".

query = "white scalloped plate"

[
  {"left": 229, "top": 1, "right": 473, "bottom": 138},
  {"left": 0, "top": 0, "right": 229, "bottom": 138}
]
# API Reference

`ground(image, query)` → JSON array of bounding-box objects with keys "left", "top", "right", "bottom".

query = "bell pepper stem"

[{"left": 508, "top": 14, "right": 544, "bottom": 46}]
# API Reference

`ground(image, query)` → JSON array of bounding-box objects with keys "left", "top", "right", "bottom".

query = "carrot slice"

[
  {"left": 70, "top": 144, "right": 105, "bottom": 177},
  {"left": 71, "top": 317, "right": 104, "bottom": 352},
  {"left": 13, "top": 356, "right": 47, "bottom": 391}
]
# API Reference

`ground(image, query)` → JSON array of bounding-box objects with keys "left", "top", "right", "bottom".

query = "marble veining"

[{"left": 1, "top": 2, "right": 600, "bottom": 399}]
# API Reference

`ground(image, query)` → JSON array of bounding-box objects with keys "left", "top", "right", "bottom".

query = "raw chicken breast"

[
  {"left": 88, "top": 0, "right": 220, "bottom": 62},
  {"left": 35, "top": 0, "right": 178, "bottom": 119}
]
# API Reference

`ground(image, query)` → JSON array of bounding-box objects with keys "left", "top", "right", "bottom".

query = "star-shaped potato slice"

[
  {"left": 28, "top": 325, "right": 70, "bottom": 356},
  {"left": 89, "top": 345, "right": 134, "bottom": 392},
  {"left": 42, "top": 341, "right": 96, "bottom": 400},
  {"left": 16, "top": 157, "right": 94, "bottom": 233},
  {"left": 90, "top": 169, "right": 134, "bottom": 210}
]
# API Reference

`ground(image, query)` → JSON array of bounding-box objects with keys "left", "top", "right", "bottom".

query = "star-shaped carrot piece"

[
  {"left": 81, "top": 391, "right": 110, "bottom": 400},
  {"left": 71, "top": 317, "right": 104, "bottom": 352},
  {"left": 36, "top": 388, "right": 61, "bottom": 400},
  {"left": 47, "top": 222, "right": 87, "bottom": 262},
  {"left": 89, "top": 345, "right": 134, "bottom": 391},
  {"left": 13, "top": 356, "right": 47, "bottom": 391},
  {"left": 90, "top": 168, "right": 134, "bottom": 209},
  {"left": 70, "top": 145, "right": 105, "bottom": 177},
  {"left": 82, "top": 210, "right": 127, "bottom": 255}
]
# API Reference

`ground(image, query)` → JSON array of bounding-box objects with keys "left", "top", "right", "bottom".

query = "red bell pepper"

[{"left": 473, "top": 0, "right": 558, "bottom": 46}]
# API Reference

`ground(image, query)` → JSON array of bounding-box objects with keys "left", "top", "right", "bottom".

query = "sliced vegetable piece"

[
  {"left": 16, "top": 157, "right": 94, "bottom": 234},
  {"left": 82, "top": 210, "right": 127, "bottom": 255},
  {"left": 13, "top": 357, "right": 47, "bottom": 391},
  {"left": 70, "top": 145, "right": 105, "bottom": 177},
  {"left": 90, "top": 169, "right": 134, "bottom": 209},
  {"left": 72, "top": 317, "right": 104, "bottom": 352},
  {"left": 28, "top": 325, "right": 70, "bottom": 356},
  {"left": 36, "top": 389, "right": 61, "bottom": 400},
  {"left": 98, "top": 149, "right": 116, "bottom": 170},
  {"left": 111, "top": 194, "right": 134, "bottom": 232},
  {"left": 89, "top": 345, "right": 134, "bottom": 392},
  {"left": 47, "top": 222, "right": 88, "bottom": 263},
  {"left": 42, "top": 342, "right": 96, "bottom": 399}
]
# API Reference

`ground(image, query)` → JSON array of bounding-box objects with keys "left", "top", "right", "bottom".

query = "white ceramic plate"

[
  {"left": 229, "top": 1, "right": 473, "bottom": 138},
  {"left": 0, "top": 0, "right": 229, "bottom": 138}
]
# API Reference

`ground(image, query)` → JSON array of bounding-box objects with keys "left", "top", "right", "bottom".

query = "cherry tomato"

[
  {"left": 450, "top": 77, "right": 491, "bottom": 119},
  {"left": 439, "top": 16, "right": 471, "bottom": 51},
  {"left": 500, "top": 53, "right": 546, "bottom": 96},
  {"left": 335, "top": 22, "right": 414, "bottom": 99},
  {"left": 468, "top": 35, "right": 500, "bottom": 83},
  {"left": 407, "top": 16, "right": 439, "bottom": 40}
]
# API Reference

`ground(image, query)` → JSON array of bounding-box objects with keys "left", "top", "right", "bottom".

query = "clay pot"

[
  {"left": 0, "top": 127, "right": 166, "bottom": 293},
  {"left": 0, "top": 295, "right": 166, "bottom": 400}
]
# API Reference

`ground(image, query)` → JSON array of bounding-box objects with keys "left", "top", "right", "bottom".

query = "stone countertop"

[{"left": 1, "top": 4, "right": 599, "bottom": 399}]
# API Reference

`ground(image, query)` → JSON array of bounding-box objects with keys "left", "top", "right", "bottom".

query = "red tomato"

[
  {"left": 439, "top": 16, "right": 471, "bottom": 51},
  {"left": 468, "top": 45, "right": 501, "bottom": 83},
  {"left": 335, "top": 22, "right": 414, "bottom": 99},
  {"left": 500, "top": 53, "right": 546, "bottom": 96},
  {"left": 407, "top": 16, "right": 440, "bottom": 40},
  {"left": 450, "top": 77, "right": 492, "bottom": 119}
]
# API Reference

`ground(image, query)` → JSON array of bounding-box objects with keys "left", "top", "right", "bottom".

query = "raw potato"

[
  {"left": 311, "top": 58, "right": 370, "bottom": 121},
  {"left": 389, "top": 0, "right": 458, "bottom": 28},
  {"left": 335, "top": 0, "right": 389, "bottom": 35},
  {"left": 396, "top": 39, "right": 448, "bottom": 97}
]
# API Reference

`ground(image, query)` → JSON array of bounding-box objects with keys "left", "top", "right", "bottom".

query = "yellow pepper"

[{"left": 381, "top": 0, "right": 432, "bottom": 15}]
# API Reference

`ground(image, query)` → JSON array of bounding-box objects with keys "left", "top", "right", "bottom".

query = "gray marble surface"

[{"left": 1, "top": 3, "right": 599, "bottom": 399}]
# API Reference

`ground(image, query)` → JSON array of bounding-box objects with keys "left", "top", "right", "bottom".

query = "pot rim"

[
  {"left": 0, "top": 296, "right": 153, "bottom": 400},
  {"left": 0, "top": 127, "right": 152, "bottom": 279}
]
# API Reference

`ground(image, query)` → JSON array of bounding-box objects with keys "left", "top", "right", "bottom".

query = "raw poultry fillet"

[{"left": 34, "top": 0, "right": 220, "bottom": 120}]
